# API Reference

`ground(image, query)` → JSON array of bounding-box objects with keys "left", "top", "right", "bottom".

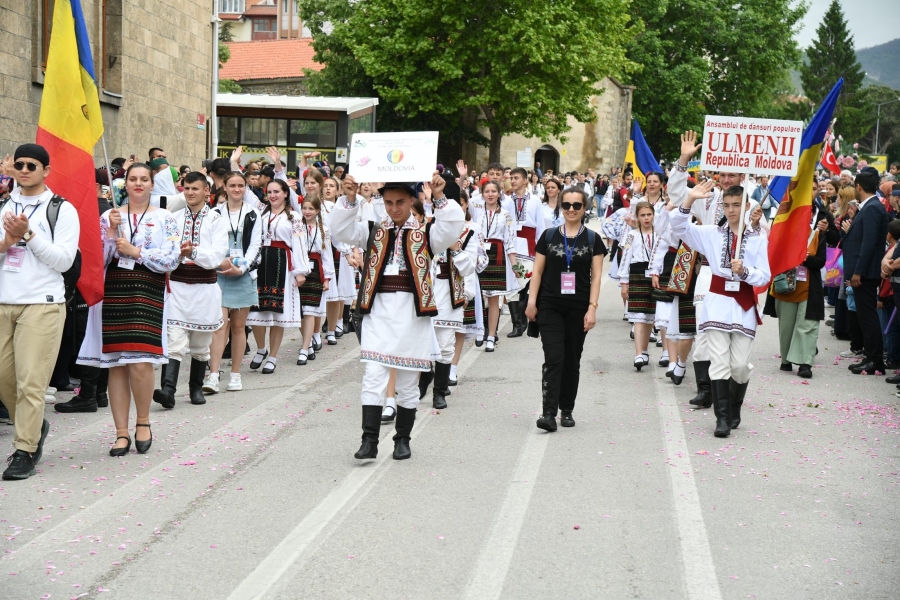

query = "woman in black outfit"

[{"left": 526, "top": 187, "right": 607, "bottom": 431}]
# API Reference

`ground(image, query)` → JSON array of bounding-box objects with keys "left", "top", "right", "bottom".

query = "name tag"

[
  {"left": 118, "top": 257, "right": 136, "bottom": 270},
  {"left": 724, "top": 280, "right": 740, "bottom": 292},
  {"left": 385, "top": 264, "right": 400, "bottom": 276},
  {"left": 230, "top": 249, "right": 244, "bottom": 258},
  {"left": 561, "top": 272, "right": 576, "bottom": 294},
  {"left": 2, "top": 246, "right": 25, "bottom": 272},
  {"left": 482, "top": 242, "right": 492, "bottom": 251},
  {"left": 796, "top": 266, "right": 808, "bottom": 281},
  {"left": 250, "top": 270, "right": 258, "bottom": 280},
  {"left": 516, "top": 224, "right": 523, "bottom": 232},
  {"left": 645, "top": 270, "right": 653, "bottom": 278},
  {"left": 263, "top": 239, "right": 272, "bottom": 247}
]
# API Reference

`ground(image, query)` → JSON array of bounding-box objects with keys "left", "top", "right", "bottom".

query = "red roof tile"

[
  {"left": 244, "top": 4, "right": 276, "bottom": 16},
  {"left": 220, "top": 38, "right": 322, "bottom": 81}
]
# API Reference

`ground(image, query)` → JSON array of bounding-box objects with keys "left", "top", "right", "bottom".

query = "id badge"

[
  {"left": 385, "top": 264, "right": 400, "bottom": 276},
  {"left": 230, "top": 249, "right": 244, "bottom": 258},
  {"left": 263, "top": 239, "right": 272, "bottom": 247},
  {"left": 118, "top": 257, "right": 135, "bottom": 270},
  {"left": 560, "top": 272, "right": 576, "bottom": 294},
  {"left": 2, "top": 246, "right": 25, "bottom": 272},
  {"left": 796, "top": 266, "right": 808, "bottom": 281},
  {"left": 724, "top": 280, "right": 740, "bottom": 292},
  {"left": 516, "top": 223, "right": 523, "bottom": 232},
  {"left": 644, "top": 270, "right": 653, "bottom": 278},
  {"left": 482, "top": 242, "right": 492, "bottom": 251}
]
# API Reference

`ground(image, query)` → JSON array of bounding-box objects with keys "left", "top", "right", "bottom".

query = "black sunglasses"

[
  {"left": 561, "top": 201, "right": 583, "bottom": 211},
  {"left": 14, "top": 161, "right": 40, "bottom": 172}
]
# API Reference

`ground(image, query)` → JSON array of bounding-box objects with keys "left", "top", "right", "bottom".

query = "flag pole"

[
  {"left": 100, "top": 132, "right": 117, "bottom": 208},
  {"left": 734, "top": 185, "right": 749, "bottom": 263}
]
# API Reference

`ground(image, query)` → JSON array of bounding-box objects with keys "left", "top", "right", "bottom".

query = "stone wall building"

[
  {"left": 465, "top": 78, "right": 634, "bottom": 175},
  {"left": 0, "top": 1, "right": 214, "bottom": 168}
]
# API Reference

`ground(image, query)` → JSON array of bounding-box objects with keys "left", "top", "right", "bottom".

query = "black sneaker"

[
  {"left": 55, "top": 394, "right": 99, "bottom": 413},
  {"left": 536, "top": 413, "right": 557, "bottom": 432},
  {"left": 560, "top": 411, "right": 575, "bottom": 427},
  {"left": 2, "top": 450, "right": 36, "bottom": 480},
  {"left": 0, "top": 404, "right": 11, "bottom": 425},
  {"left": 33, "top": 419, "right": 50, "bottom": 464}
]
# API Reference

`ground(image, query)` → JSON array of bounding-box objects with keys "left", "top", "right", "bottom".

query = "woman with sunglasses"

[{"left": 526, "top": 188, "right": 606, "bottom": 431}]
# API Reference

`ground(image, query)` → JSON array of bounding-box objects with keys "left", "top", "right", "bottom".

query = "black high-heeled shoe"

[
  {"left": 109, "top": 436, "right": 131, "bottom": 457},
  {"left": 134, "top": 423, "right": 152, "bottom": 454}
]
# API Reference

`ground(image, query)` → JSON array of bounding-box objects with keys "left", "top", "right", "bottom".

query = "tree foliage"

[
  {"left": 858, "top": 84, "right": 900, "bottom": 160},
  {"left": 301, "top": 0, "right": 637, "bottom": 163},
  {"left": 800, "top": 0, "right": 871, "bottom": 143},
  {"left": 217, "top": 22, "right": 241, "bottom": 93},
  {"left": 627, "top": 0, "right": 806, "bottom": 158}
]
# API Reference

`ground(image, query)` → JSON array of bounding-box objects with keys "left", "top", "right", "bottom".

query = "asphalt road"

[{"left": 1, "top": 257, "right": 898, "bottom": 600}]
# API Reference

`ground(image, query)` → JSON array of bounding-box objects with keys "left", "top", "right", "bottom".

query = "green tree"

[
  {"left": 218, "top": 22, "right": 241, "bottom": 93},
  {"left": 301, "top": 0, "right": 637, "bottom": 163},
  {"left": 859, "top": 84, "right": 900, "bottom": 158},
  {"left": 800, "top": 0, "right": 870, "bottom": 143},
  {"left": 627, "top": 0, "right": 806, "bottom": 158}
]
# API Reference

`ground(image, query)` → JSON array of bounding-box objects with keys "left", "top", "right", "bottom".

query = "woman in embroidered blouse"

[
  {"left": 541, "top": 177, "right": 564, "bottom": 230},
  {"left": 618, "top": 201, "right": 658, "bottom": 370},
  {"left": 297, "top": 195, "right": 335, "bottom": 365},
  {"left": 321, "top": 176, "right": 354, "bottom": 344},
  {"left": 476, "top": 181, "right": 519, "bottom": 352},
  {"left": 247, "top": 179, "right": 309, "bottom": 374},
  {"left": 77, "top": 163, "right": 180, "bottom": 457}
]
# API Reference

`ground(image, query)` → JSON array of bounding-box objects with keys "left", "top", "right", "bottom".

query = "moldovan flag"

[
  {"left": 624, "top": 118, "right": 663, "bottom": 180},
  {"left": 36, "top": 0, "right": 104, "bottom": 305},
  {"left": 767, "top": 78, "right": 843, "bottom": 278}
]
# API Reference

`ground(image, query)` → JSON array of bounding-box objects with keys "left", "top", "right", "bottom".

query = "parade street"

[{"left": 2, "top": 255, "right": 898, "bottom": 600}]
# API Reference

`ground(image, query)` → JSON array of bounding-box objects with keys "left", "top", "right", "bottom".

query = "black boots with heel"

[
  {"left": 354, "top": 406, "right": 382, "bottom": 459},
  {"left": 188, "top": 359, "right": 207, "bottom": 405},
  {"left": 729, "top": 378, "right": 748, "bottom": 430},
  {"left": 688, "top": 360, "right": 712, "bottom": 408},
  {"left": 152, "top": 360, "right": 180, "bottom": 409},
  {"left": 711, "top": 380, "right": 731, "bottom": 438},
  {"left": 392, "top": 406, "right": 416, "bottom": 460},
  {"left": 433, "top": 363, "right": 451, "bottom": 410}
]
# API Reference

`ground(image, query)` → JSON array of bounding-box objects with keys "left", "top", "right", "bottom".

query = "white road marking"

[
  {"left": 227, "top": 324, "right": 497, "bottom": 600},
  {"left": 463, "top": 432, "right": 549, "bottom": 600},
  {"left": 653, "top": 374, "right": 723, "bottom": 600}
]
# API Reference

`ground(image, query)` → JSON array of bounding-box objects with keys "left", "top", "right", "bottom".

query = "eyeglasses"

[
  {"left": 561, "top": 202, "right": 583, "bottom": 211},
  {"left": 14, "top": 161, "right": 40, "bottom": 172}
]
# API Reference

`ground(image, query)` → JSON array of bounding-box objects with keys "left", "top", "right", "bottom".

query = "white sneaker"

[
  {"left": 203, "top": 372, "right": 220, "bottom": 394},
  {"left": 839, "top": 349, "right": 861, "bottom": 358},
  {"left": 501, "top": 305, "right": 510, "bottom": 315},
  {"left": 226, "top": 373, "right": 242, "bottom": 391},
  {"left": 44, "top": 388, "right": 56, "bottom": 403}
]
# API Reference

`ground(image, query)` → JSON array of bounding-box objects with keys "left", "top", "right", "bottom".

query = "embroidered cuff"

[
  {"left": 738, "top": 268, "right": 749, "bottom": 281},
  {"left": 679, "top": 206, "right": 691, "bottom": 214},
  {"left": 450, "top": 248, "right": 462, "bottom": 257},
  {"left": 339, "top": 196, "right": 358, "bottom": 210},
  {"left": 432, "top": 195, "right": 449, "bottom": 210},
  {"left": 674, "top": 163, "right": 688, "bottom": 173}
]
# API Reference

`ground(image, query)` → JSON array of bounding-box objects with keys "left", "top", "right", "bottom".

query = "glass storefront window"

[
  {"left": 218, "top": 117, "right": 239, "bottom": 145},
  {"left": 349, "top": 113, "right": 373, "bottom": 137},
  {"left": 290, "top": 120, "right": 337, "bottom": 147},
  {"left": 240, "top": 118, "right": 287, "bottom": 146}
]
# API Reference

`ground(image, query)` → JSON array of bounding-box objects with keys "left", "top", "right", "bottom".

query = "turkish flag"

[{"left": 821, "top": 143, "right": 841, "bottom": 175}]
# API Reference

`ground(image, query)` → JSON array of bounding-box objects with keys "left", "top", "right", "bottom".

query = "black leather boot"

[
  {"left": 688, "top": 361, "right": 712, "bottom": 408},
  {"left": 507, "top": 301, "right": 526, "bottom": 337},
  {"left": 392, "top": 406, "right": 417, "bottom": 460},
  {"left": 188, "top": 359, "right": 207, "bottom": 405},
  {"left": 354, "top": 405, "right": 382, "bottom": 459},
  {"left": 152, "top": 360, "right": 180, "bottom": 409},
  {"left": 418, "top": 364, "right": 434, "bottom": 399},
  {"left": 711, "top": 380, "right": 731, "bottom": 438},
  {"left": 55, "top": 393, "right": 98, "bottom": 413},
  {"left": 729, "top": 378, "right": 749, "bottom": 429},
  {"left": 433, "top": 362, "right": 450, "bottom": 409}
]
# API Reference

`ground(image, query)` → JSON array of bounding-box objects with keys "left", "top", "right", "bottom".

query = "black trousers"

[
  {"left": 537, "top": 299, "right": 588, "bottom": 416},
  {"left": 848, "top": 309, "right": 864, "bottom": 353},
  {"left": 855, "top": 279, "right": 883, "bottom": 362}
]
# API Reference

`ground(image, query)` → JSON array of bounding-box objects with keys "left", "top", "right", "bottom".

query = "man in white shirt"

[{"left": 0, "top": 144, "right": 80, "bottom": 480}]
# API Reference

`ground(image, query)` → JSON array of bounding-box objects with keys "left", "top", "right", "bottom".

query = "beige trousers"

[
  {"left": 0, "top": 303, "right": 65, "bottom": 452},
  {"left": 705, "top": 329, "right": 754, "bottom": 384}
]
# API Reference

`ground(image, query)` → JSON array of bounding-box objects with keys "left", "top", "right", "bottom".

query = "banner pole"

[{"left": 100, "top": 132, "right": 117, "bottom": 208}]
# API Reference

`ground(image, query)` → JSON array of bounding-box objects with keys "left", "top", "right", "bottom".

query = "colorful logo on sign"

[{"left": 386, "top": 149, "right": 404, "bottom": 164}]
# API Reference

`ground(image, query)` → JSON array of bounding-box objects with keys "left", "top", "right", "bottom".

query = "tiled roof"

[
  {"left": 219, "top": 38, "right": 322, "bottom": 81},
  {"left": 244, "top": 4, "right": 276, "bottom": 16}
]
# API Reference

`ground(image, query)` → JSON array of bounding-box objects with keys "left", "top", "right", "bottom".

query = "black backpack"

[{"left": 0, "top": 195, "right": 82, "bottom": 305}]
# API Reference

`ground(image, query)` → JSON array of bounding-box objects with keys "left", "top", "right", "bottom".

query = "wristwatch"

[
  {"left": 589, "top": 300, "right": 599, "bottom": 308},
  {"left": 22, "top": 229, "right": 35, "bottom": 242}
]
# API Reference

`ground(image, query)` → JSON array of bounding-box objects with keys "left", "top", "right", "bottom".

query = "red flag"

[{"left": 821, "top": 142, "right": 840, "bottom": 175}]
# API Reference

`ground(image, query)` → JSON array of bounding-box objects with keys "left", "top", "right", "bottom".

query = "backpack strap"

[{"left": 46, "top": 195, "right": 67, "bottom": 241}]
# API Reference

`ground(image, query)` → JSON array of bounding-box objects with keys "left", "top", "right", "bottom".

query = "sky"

[{"left": 795, "top": 0, "right": 899, "bottom": 50}]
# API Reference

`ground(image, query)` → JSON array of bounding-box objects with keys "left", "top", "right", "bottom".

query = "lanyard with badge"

[
  {"left": 2, "top": 202, "right": 41, "bottom": 272},
  {"left": 640, "top": 229, "right": 654, "bottom": 277},
  {"left": 482, "top": 207, "right": 497, "bottom": 251},
  {"left": 725, "top": 229, "right": 741, "bottom": 291},
  {"left": 228, "top": 205, "right": 244, "bottom": 258},
  {"left": 560, "top": 225, "right": 583, "bottom": 294},
  {"left": 264, "top": 210, "right": 283, "bottom": 246},
  {"left": 118, "top": 204, "right": 148, "bottom": 270}
]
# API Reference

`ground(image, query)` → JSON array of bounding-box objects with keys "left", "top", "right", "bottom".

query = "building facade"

[
  {"left": 0, "top": 1, "right": 214, "bottom": 168},
  {"left": 466, "top": 78, "right": 634, "bottom": 175}
]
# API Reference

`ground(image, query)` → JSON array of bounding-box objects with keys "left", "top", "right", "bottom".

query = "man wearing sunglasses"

[{"left": 0, "top": 143, "right": 80, "bottom": 480}]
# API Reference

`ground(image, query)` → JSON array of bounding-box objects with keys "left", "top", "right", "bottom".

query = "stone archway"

[{"left": 534, "top": 145, "right": 560, "bottom": 176}]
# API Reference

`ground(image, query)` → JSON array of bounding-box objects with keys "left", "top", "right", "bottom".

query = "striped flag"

[
  {"left": 767, "top": 79, "right": 844, "bottom": 278},
  {"left": 623, "top": 118, "right": 663, "bottom": 179},
  {"left": 36, "top": 0, "right": 105, "bottom": 305}
]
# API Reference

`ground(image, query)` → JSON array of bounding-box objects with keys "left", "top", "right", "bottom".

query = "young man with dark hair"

[
  {"left": 153, "top": 172, "right": 229, "bottom": 407},
  {"left": 502, "top": 166, "right": 546, "bottom": 337},
  {"left": 331, "top": 173, "right": 464, "bottom": 461}
]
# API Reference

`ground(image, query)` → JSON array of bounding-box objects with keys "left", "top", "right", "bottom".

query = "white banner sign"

[
  {"left": 700, "top": 116, "right": 803, "bottom": 177},
  {"left": 516, "top": 150, "right": 531, "bottom": 168},
  {"left": 348, "top": 131, "right": 439, "bottom": 183}
]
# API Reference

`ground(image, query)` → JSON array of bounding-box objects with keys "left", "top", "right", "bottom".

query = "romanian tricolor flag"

[
  {"left": 767, "top": 79, "right": 844, "bottom": 278},
  {"left": 623, "top": 118, "right": 663, "bottom": 180},
  {"left": 36, "top": 0, "right": 105, "bottom": 305}
]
